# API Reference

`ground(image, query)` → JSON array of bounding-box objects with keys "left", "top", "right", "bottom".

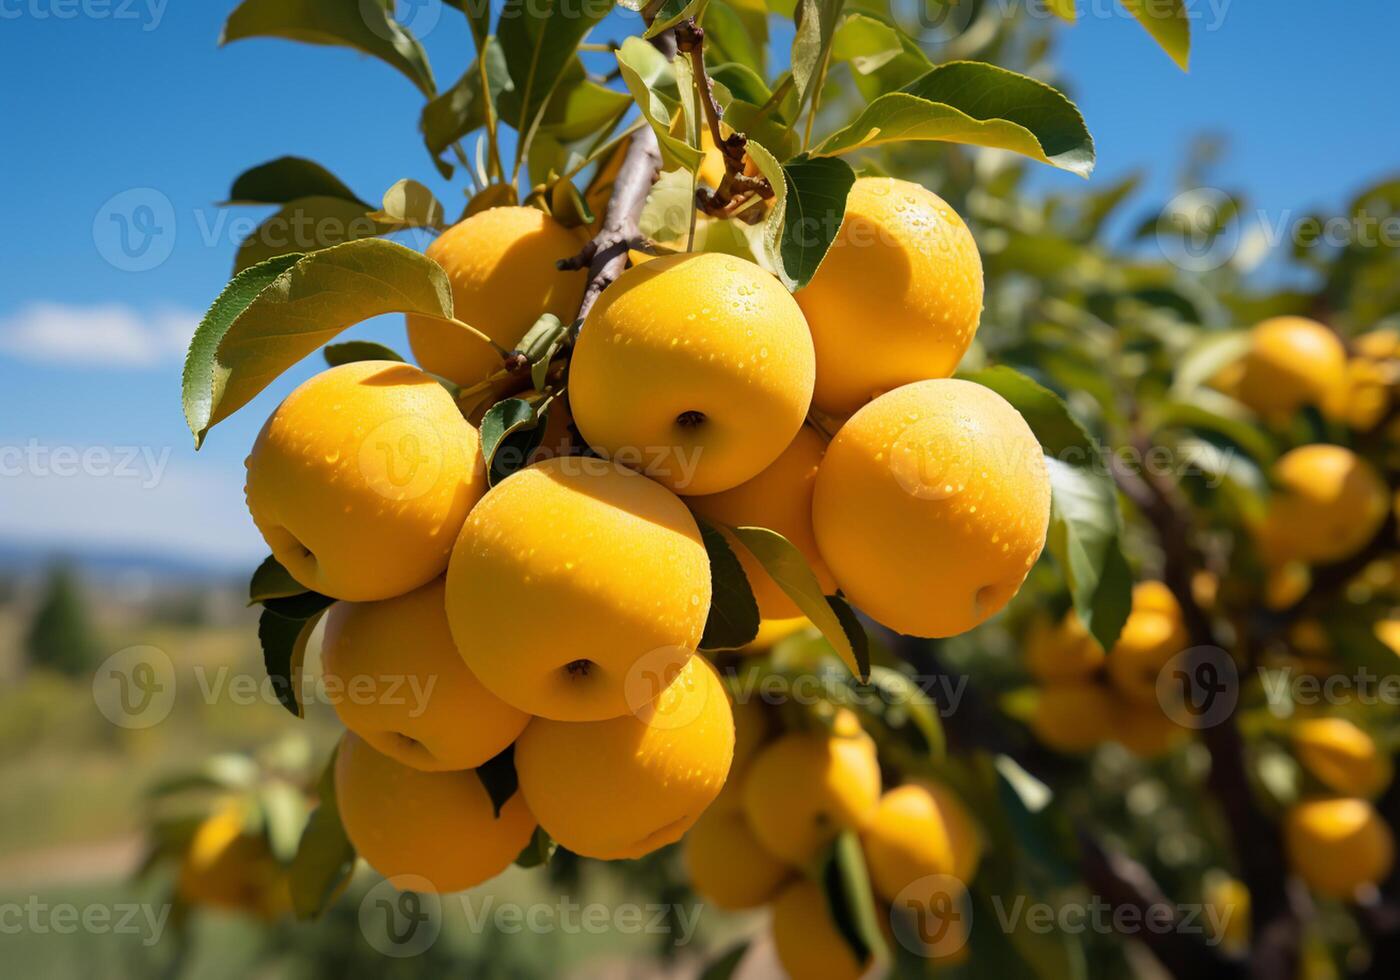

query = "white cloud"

[{"left": 0, "top": 302, "right": 196, "bottom": 368}]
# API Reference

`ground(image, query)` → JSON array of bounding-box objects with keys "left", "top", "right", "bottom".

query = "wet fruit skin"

[
  {"left": 334, "top": 733, "right": 537, "bottom": 894},
  {"left": 569, "top": 251, "right": 816, "bottom": 496},
  {"left": 812, "top": 379, "right": 1051, "bottom": 638},
  {"left": 445, "top": 457, "right": 711, "bottom": 722},
  {"left": 405, "top": 206, "right": 587, "bottom": 387},
  {"left": 320, "top": 579, "right": 529, "bottom": 772},
  {"left": 796, "top": 177, "right": 984, "bottom": 417},
  {"left": 244, "top": 361, "right": 486, "bottom": 601},
  {"left": 513, "top": 655, "right": 734, "bottom": 860}
]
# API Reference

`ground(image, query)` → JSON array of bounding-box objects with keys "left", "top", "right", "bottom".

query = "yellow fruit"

[
  {"left": 1285, "top": 797, "right": 1395, "bottom": 899},
  {"left": 864, "top": 781, "right": 983, "bottom": 904},
  {"left": 711, "top": 696, "right": 772, "bottom": 815},
  {"left": 446, "top": 457, "right": 710, "bottom": 721},
  {"left": 682, "top": 808, "right": 794, "bottom": 909},
  {"left": 1263, "top": 557, "right": 1311, "bottom": 611},
  {"left": 334, "top": 733, "right": 535, "bottom": 894},
  {"left": 1024, "top": 612, "right": 1105, "bottom": 682},
  {"left": 1203, "top": 874, "right": 1250, "bottom": 954},
  {"left": 1031, "top": 681, "right": 1117, "bottom": 753},
  {"left": 1293, "top": 718, "right": 1392, "bottom": 799},
  {"left": 1377, "top": 619, "right": 1400, "bottom": 657},
  {"left": 1265, "top": 445, "right": 1388, "bottom": 565},
  {"left": 514, "top": 654, "right": 734, "bottom": 859},
  {"left": 689, "top": 426, "right": 834, "bottom": 618},
  {"left": 178, "top": 800, "right": 288, "bottom": 919},
  {"left": 569, "top": 252, "right": 816, "bottom": 495},
  {"left": 742, "top": 708, "right": 881, "bottom": 865},
  {"left": 245, "top": 361, "right": 486, "bottom": 601},
  {"left": 321, "top": 579, "right": 529, "bottom": 771},
  {"left": 1113, "top": 704, "right": 1188, "bottom": 758},
  {"left": 405, "top": 207, "right": 586, "bottom": 386},
  {"left": 812, "top": 379, "right": 1050, "bottom": 638},
  {"left": 795, "top": 177, "right": 984, "bottom": 417},
  {"left": 741, "top": 616, "right": 813, "bottom": 655},
  {"left": 771, "top": 879, "right": 868, "bottom": 980},
  {"left": 1355, "top": 328, "right": 1400, "bottom": 361},
  {"left": 1326, "top": 357, "right": 1392, "bottom": 432},
  {"left": 1106, "top": 583, "right": 1189, "bottom": 705},
  {"left": 1235, "top": 316, "right": 1347, "bottom": 421}
]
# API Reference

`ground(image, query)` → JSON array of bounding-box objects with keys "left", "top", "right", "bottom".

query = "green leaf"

[
  {"left": 514, "top": 826, "right": 557, "bottom": 869},
  {"left": 811, "top": 61, "right": 1095, "bottom": 178},
  {"left": 515, "top": 314, "right": 568, "bottom": 389},
  {"left": 441, "top": 0, "right": 491, "bottom": 48},
  {"left": 548, "top": 178, "right": 596, "bottom": 231},
  {"left": 645, "top": 0, "right": 707, "bottom": 38},
  {"left": 233, "top": 196, "right": 379, "bottom": 273},
  {"left": 221, "top": 0, "right": 436, "bottom": 98},
  {"left": 960, "top": 367, "right": 1131, "bottom": 651},
  {"left": 227, "top": 156, "right": 365, "bottom": 206},
  {"left": 537, "top": 63, "right": 633, "bottom": 141},
  {"left": 290, "top": 748, "right": 356, "bottom": 921},
  {"left": 1121, "top": 0, "right": 1191, "bottom": 70},
  {"left": 616, "top": 37, "right": 705, "bottom": 172},
  {"left": 696, "top": 520, "right": 761, "bottom": 651},
  {"left": 480, "top": 398, "right": 546, "bottom": 485},
  {"left": 322, "top": 340, "right": 406, "bottom": 368},
  {"left": 740, "top": 138, "right": 791, "bottom": 280},
  {"left": 369, "top": 179, "right": 445, "bottom": 231},
  {"left": 731, "top": 525, "right": 869, "bottom": 679},
  {"left": 829, "top": 10, "right": 930, "bottom": 88},
  {"left": 704, "top": 1, "right": 767, "bottom": 75},
  {"left": 820, "top": 830, "right": 889, "bottom": 967},
  {"left": 476, "top": 744, "right": 519, "bottom": 817},
  {"left": 258, "top": 600, "right": 332, "bottom": 718},
  {"left": 496, "top": 0, "right": 613, "bottom": 134},
  {"left": 640, "top": 169, "right": 697, "bottom": 243},
  {"left": 248, "top": 555, "right": 308, "bottom": 606},
  {"left": 421, "top": 37, "right": 513, "bottom": 177},
  {"left": 780, "top": 155, "right": 855, "bottom": 289},
  {"left": 790, "top": 0, "right": 844, "bottom": 110},
  {"left": 722, "top": 99, "right": 801, "bottom": 162},
  {"left": 182, "top": 239, "right": 456, "bottom": 448},
  {"left": 710, "top": 62, "right": 771, "bottom": 106},
  {"left": 863, "top": 665, "right": 946, "bottom": 761}
]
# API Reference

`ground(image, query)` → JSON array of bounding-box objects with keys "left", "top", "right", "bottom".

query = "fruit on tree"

[
  {"left": 1024, "top": 612, "right": 1105, "bottom": 682},
  {"left": 445, "top": 457, "right": 710, "bottom": 722},
  {"left": 334, "top": 733, "right": 536, "bottom": 894},
  {"left": 1292, "top": 718, "right": 1392, "bottom": 799},
  {"left": 1284, "top": 797, "right": 1395, "bottom": 899},
  {"left": 320, "top": 579, "right": 529, "bottom": 772},
  {"left": 177, "top": 800, "right": 290, "bottom": 919},
  {"left": 569, "top": 251, "right": 816, "bottom": 495},
  {"left": 1105, "top": 581, "right": 1189, "bottom": 705},
  {"left": 1031, "top": 681, "right": 1117, "bottom": 753},
  {"left": 795, "top": 177, "right": 984, "bottom": 416},
  {"left": 711, "top": 697, "right": 772, "bottom": 815},
  {"left": 405, "top": 207, "right": 586, "bottom": 386},
  {"left": 682, "top": 808, "right": 794, "bottom": 909},
  {"left": 812, "top": 379, "right": 1050, "bottom": 638},
  {"left": 1235, "top": 316, "right": 1346, "bottom": 421},
  {"left": 688, "top": 425, "right": 834, "bottom": 618},
  {"left": 1326, "top": 357, "right": 1392, "bottom": 431},
  {"left": 1263, "top": 444, "right": 1388, "bottom": 564},
  {"left": 513, "top": 654, "right": 734, "bottom": 859},
  {"left": 770, "top": 879, "right": 868, "bottom": 980},
  {"left": 1112, "top": 703, "right": 1188, "bottom": 758},
  {"left": 742, "top": 708, "right": 881, "bottom": 865},
  {"left": 863, "top": 781, "right": 983, "bottom": 903},
  {"left": 244, "top": 361, "right": 486, "bottom": 601},
  {"left": 1203, "top": 874, "right": 1251, "bottom": 955}
]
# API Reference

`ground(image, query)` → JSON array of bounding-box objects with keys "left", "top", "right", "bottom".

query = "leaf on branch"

[
  {"left": 479, "top": 398, "right": 547, "bottom": 485},
  {"left": 221, "top": 0, "right": 437, "bottom": 98},
  {"left": 961, "top": 366, "right": 1132, "bottom": 651},
  {"left": 862, "top": 665, "right": 946, "bottom": 761},
  {"left": 536, "top": 60, "right": 633, "bottom": 141},
  {"left": 790, "top": 0, "right": 843, "bottom": 110},
  {"left": 696, "top": 520, "right": 761, "bottom": 651},
  {"left": 496, "top": 0, "right": 611, "bottom": 137},
  {"left": 322, "top": 340, "right": 406, "bottom": 368},
  {"left": 811, "top": 61, "right": 1096, "bottom": 178},
  {"left": 226, "top": 156, "right": 366, "bottom": 207},
  {"left": 514, "top": 826, "right": 557, "bottom": 869},
  {"left": 819, "top": 831, "right": 889, "bottom": 968},
  {"left": 420, "top": 37, "right": 513, "bottom": 178},
  {"left": 780, "top": 155, "right": 855, "bottom": 289},
  {"left": 182, "top": 239, "right": 455, "bottom": 447},
  {"left": 829, "top": 10, "right": 931, "bottom": 99},
  {"left": 248, "top": 554, "right": 309, "bottom": 606},
  {"left": 440, "top": 0, "right": 492, "bottom": 49},
  {"left": 259, "top": 598, "right": 332, "bottom": 718},
  {"left": 704, "top": 0, "right": 768, "bottom": 75},
  {"left": 645, "top": 0, "right": 706, "bottom": 38},
  {"left": 1120, "top": 0, "right": 1191, "bottom": 70},
  {"left": 369, "top": 179, "right": 446, "bottom": 231},
  {"left": 290, "top": 747, "right": 357, "bottom": 920},
  {"left": 615, "top": 37, "right": 705, "bottom": 172},
  {"left": 233, "top": 196, "right": 381, "bottom": 273},
  {"left": 698, "top": 942, "right": 750, "bottom": 980}
]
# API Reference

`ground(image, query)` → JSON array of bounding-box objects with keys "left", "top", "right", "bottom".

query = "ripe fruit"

[
  {"left": 742, "top": 708, "right": 881, "bottom": 865},
  {"left": 771, "top": 879, "right": 868, "bottom": 980},
  {"left": 741, "top": 616, "right": 813, "bottom": 655},
  {"left": 688, "top": 426, "right": 834, "bottom": 618},
  {"left": 1264, "top": 445, "right": 1388, "bottom": 565},
  {"left": 1235, "top": 316, "right": 1347, "bottom": 421},
  {"left": 177, "top": 800, "right": 289, "bottom": 919},
  {"left": 513, "top": 654, "right": 734, "bottom": 859},
  {"left": 1024, "top": 612, "right": 1105, "bottom": 682},
  {"left": 569, "top": 251, "right": 816, "bottom": 495},
  {"left": 1326, "top": 358, "right": 1392, "bottom": 431},
  {"left": 711, "top": 696, "right": 772, "bottom": 815},
  {"left": 1113, "top": 703, "right": 1188, "bottom": 758},
  {"left": 812, "top": 379, "right": 1050, "bottom": 638},
  {"left": 245, "top": 361, "right": 486, "bottom": 601},
  {"left": 1203, "top": 874, "right": 1251, "bottom": 954},
  {"left": 864, "top": 781, "right": 983, "bottom": 903},
  {"left": 320, "top": 579, "right": 529, "bottom": 772},
  {"left": 446, "top": 457, "right": 710, "bottom": 722},
  {"left": 1031, "top": 681, "right": 1117, "bottom": 753},
  {"left": 683, "top": 808, "right": 793, "bottom": 909},
  {"left": 795, "top": 177, "right": 984, "bottom": 416},
  {"left": 334, "top": 733, "right": 536, "bottom": 893},
  {"left": 405, "top": 207, "right": 586, "bottom": 386},
  {"left": 1292, "top": 718, "right": 1392, "bottom": 799},
  {"left": 1284, "top": 797, "right": 1395, "bottom": 899},
  {"left": 1105, "top": 582, "right": 1189, "bottom": 705}
]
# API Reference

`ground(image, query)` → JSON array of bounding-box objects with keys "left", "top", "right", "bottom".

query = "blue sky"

[{"left": 1, "top": 0, "right": 1397, "bottom": 567}]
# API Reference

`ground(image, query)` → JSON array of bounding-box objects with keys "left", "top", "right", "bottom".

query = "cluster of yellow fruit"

[
  {"left": 1284, "top": 717, "right": 1395, "bottom": 899},
  {"left": 241, "top": 179, "right": 1047, "bottom": 898},
  {"left": 683, "top": 702, "right": 982, "bottom": 979},
  {"left": 1027, "top": 582, "right": 1192, "bottom": 757},
  {"left": 176, "top": 799, "right": 293, "bottom": 920}
]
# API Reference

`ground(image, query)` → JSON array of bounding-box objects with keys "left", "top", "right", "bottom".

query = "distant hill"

[{"left": 0, "top": 539, "right": 249, "bottom": 585}]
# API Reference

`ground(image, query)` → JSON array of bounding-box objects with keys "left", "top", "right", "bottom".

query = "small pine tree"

[{"left": 25, "top": 563, "right": 99, "bottom": 677}]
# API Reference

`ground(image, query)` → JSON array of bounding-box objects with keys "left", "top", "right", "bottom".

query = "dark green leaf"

[
  {"left": 699, "top": 942, "right": 750, "bottom": 980},
  {"left": 645, "top": 0, "right": 705, "bottom": 37},
  {"left": 323, "top": 340, "right": 406, "bottom": 368},
  {"left": 421, "top": 37, "right": 513, "bottom": 177},
  {"left": 441, "top": 0, "right": 491, "bottom": 49},
  {"left": 861, "top": 665, "right": 946, "bottom": 761},
  {"left": 496, "top": 0, "right": 612, "bottom": 134},
  {"left": 514, "top": 826, "right": 557, "bottom": 869},
  {"left": 790, "top": 0, "right": 843, "bottom": 110},
  {"left": 480, "top": 398, "right": 546, "bottom": 485},
  {"left": 476, "top": 744, "right": 519, "bottom": 817},
  {"left": 780, "top": 155, "right": 855, "bottom": 289},
  {"left": 290, "top": 748, "right": 357, "bottom": 920},
  {"left": 248, "top": 555, "right": 308, "bottom": 605},
  {"left": 696, "top": 520, "right": 761, "bottom": 651},
  {"left": 820, "top": 830, "right": 889, "bottom": 967},
  {"left": 227, "top": 156, "right": 365, "bottom": 207},
  {"left": 259, "top": 602, "right": 331, "bottom": 718}
]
